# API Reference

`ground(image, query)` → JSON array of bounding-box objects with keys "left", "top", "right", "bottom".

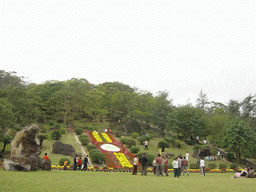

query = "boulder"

[
  {"left": 3, "top": 123, "right": 51, "bottom": 171},
  {"left": 52, "top": 141, "right": 81, "bottom": 157}
]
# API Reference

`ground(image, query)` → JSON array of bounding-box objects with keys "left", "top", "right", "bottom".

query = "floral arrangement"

[
  {"left": 92, "top": 132, "right": 103, "bottom": 143},
  {"left": 113, "top": 152, "right": 133, "bottom": 168},
  {"left": 101, "top": 133, "right": 112, "bottom": 143}
]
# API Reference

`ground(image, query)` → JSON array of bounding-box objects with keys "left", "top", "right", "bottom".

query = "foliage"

[
  {"left": 185, "top": 140, "right": 195, "bottom": 145},
  {"left": 75, "top": 128, "right": 83, "bottom": 135},
  {"left": 40, "top": 126, "right": 48, "bottom": 133},
  {"left": 131, "top": 132, "right": 139, "bottom": 139},
  {"left": 79, "top": 136, "right": 90, "bottom": 146},
  {"left": 89, "top": 149, "right": 101, "bottom": 156},
  {"left": 211, "top": 149, "right": 218, "bottom": 156},
  {"left": 164, "top": 135, "right": 175, "bottom": 144},
  {"left": 120, "top": 137, "right": 127, "bottom": 144},
  {"left": 200, "top": 145, "right": 207, "bottom": 150},
  {"left": 0, "top": 135, "right": 13, "bottom": 152},
  {"left": 0, "top": 98, "right": 15, "bottom": 134},
  {"left": 125, "top": 138, "right": 136, "bottom": 148},
  {"left": 189, "top": 163, "right": 200, "bottom": 169},
  {"left": 207, "top": 163, "right": 217, "bottom": 169},
  {"left": 90, "top": 152, "right": 105, "bottom": 163},
  {"left": 115, "top": 131, "right": 122, "bottom": 137},
  {"left": 218, "top": 163, "right": 227, "bottom": 169},
  {"left": 49, "top": 121, "right": 54, "bottom": 126},
  {"left": 59, "top": 158, "right": 71, "bottom": 166},
  {"left": 226, "top": 152, "right": 235, "bottom": 161},
  {"left": 86, "top": 144, "right": 96, "bottom": 151},
  {"left": 147, "top": 153, "right": 156, "bottom": 166},
  {"left": 230, "top": 163, "right": 238, "bottom": 169},
  {"left": 59, "top": 128, "right": 66, "bottom": 135},
  {"left": 130, "top": 146, "right": 140, "bottom": 154},
  {"left": 222, "top": 119, "right": 256, "bottom": 162},
  {"left": 157, "top": 140, "right": 169, "bottom": 152},
  {"left": 193, "top": 145, "right": 201, "bottom": 151},
  {"left": 50, "top": 130, "right": 62, "bottom": 140}
]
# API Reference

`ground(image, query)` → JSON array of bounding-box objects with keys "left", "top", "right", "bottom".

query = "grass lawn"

[
  {"left": 0, "top": 169, "right": 255, "bottom": 191},
  {"left": 39, "top": 133, "right": 82, "bottom": 165}
]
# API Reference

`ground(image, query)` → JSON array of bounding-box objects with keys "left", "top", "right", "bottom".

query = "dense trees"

[{"left": 1, "top": 70, "right": 256, "bottom": 161}]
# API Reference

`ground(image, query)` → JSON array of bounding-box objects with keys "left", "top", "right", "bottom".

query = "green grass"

[
  {"left": 0, "top": 170, "right": 255, "bottom": 191},
  {"left": 39, "top": 133, "right": 81, "bottom": 165}
]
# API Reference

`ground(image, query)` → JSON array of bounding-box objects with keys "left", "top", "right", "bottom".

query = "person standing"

[
  {"left": 164, "top": 155, "right": 169, "bottom": 176},
  {"left": 182, "top": 156, "right": 189, "bottom": 176},
  {"left": 64, "top": 159, "right": 68, "bottom": 170},
  {"left": 83, "top": 155, "right": 88, "bottom": 171},
  {"left": 178, "top": 157, "right": 182, "bottom": 176},
  {"left": 44, "top": 153, "right": 49, "bottom": 161},
  {"left": 203, "top": 138, "right": 207, "bottom": 145},
  {"left": 200, "top": 157, "right": 205, "bottom": 176},
  {"left": 196, "top": 135, "right": 199, "bottom": 144},
  {"left": 144, "top": 141, "right": 148, "bottom": 150},
  {"left": 78, "top": 157, "right": 82, "bottom": 170},
  {"left": 139, "top": 154, "right": 147, "bottom": 176},
  {"left": 132, "top": 155, "right": 139, "bottom": 175},
  {"left": 152, "top": 158, "right": 157, "bottom": 175},
  {"left": 185, "top": 152, "right": 189, "bottom": 161},
  {"left": 172, "top": 157, "right": 179, "bottom": 178},
  {"left": 217, "top": 150, "right": 221, "bottom": 160},
  {"left": 156, "top": 154, "right": 163, "bottom": 176},
  {"left": 73, "top": 155, "right": 78, "bottom": 171}
]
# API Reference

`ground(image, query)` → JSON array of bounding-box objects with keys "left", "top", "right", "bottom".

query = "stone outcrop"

[
  {"left": 52, "top": 141, "right": 81, "bottom": 157},
  {"left": 3, "top": 124, "right": 51, "bottom": 171}
]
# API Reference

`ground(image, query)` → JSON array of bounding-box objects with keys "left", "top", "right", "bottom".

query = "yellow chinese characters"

[
  {"left": 92, "top": 132, "right": 103, "bottom": 142},
  {"left": 113, "top": 152, "right": 133, "bottom": 168},
  {"left": 101, "top": 133, "right": 112, "bottom": 143}
]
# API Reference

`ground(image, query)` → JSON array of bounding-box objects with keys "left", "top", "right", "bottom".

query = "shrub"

[
  {"left": 147, "top": 153, "right": 156, "bottom": 166},
  {"left": 185, "top": 140, "right": 195, "bottom": 145},
  {"left": 90, "top": 152, "right": 105, "bottom": 163},
  {"left": 59, "top": 128, "right": 66, "bottom": 135},
  {"left": 211, "top": 149, "right": 218, "bottom": 156},
  {"left": 157, "top": 140, "right": 170, "bottom": 152},
  {"left": 50, "top": 130, "right": 62, "bottom": 140},
  {"left": 164, "top": 135, "right": 175, "bottom": 144},
  {"left": 131, "top": 132, "right": 139, "bottom": 139},
  {"left": 79, "top": 136, "right": 90, "bottom": 146},
  {"left": 120, "top": 137, "right": 127, "bottom": 144},
  {"left": 207, "top": 163, "right": 217, "bottom": 169},
  {"left": 137, "top": 136, "right": 145, "bottom": 145},
  {"left": 40, "top": 126, "right": 48, "bottom": 133},
  {"left": 130, "top": 146, "right": 140, "bottom": 154},
  {"left": 193, "top": 145, "right": 201, "bottom": 151},
  {"left": 137, "top": 151, "right": 147, "bottom": 159},
  {"left": 49, "top": 121, "right": 54, "bottom": 126},
  {"left": 59, "top": 158, "right": 71, "bottom": 166},
  {"left": 230, "top": 163, "right": 238, "bottom": 169},
  {"left": 190, "top": 163, "right": 200, "bottom": 169},
  {"left": 75, "top": 128, "right": 83, "bottom": 135},
  {"left": 86, "top": 144, "right": 96, "bottom": 151},
  {"left": 125, "top": 138, "right": 136, "bottom": 148},
  {"left": 57, "top": 119, "right": 64, "bottom": 123},
  {"left": 115, "top": 131, "right": 122, "bottom": 137},
  {"left": 226, "top": 152, "right": 235, "bottom": 161},
  {"left": 218, "top": 163, "right": 227, "bottom": 169},
  {"left": 55, "top": 123, "right": 61, "bottom": 128},
  {"left": 89, "top": 149, "right": 101, "bottom": 156},
  {"left": 200, "top": 145, "right": 207, "bottom": 150}
]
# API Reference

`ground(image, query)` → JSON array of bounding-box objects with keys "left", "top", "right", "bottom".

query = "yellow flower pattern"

[
  {"left": 113, "top": 152, "right": 133, "bottom": 168},
  {"left": 92, "top": 132, "right": 103, "bottom": 142},
  {"left": 101, "top": 133, "right": 112, "bottom": 143}
]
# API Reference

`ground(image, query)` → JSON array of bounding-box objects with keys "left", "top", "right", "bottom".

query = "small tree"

[
  {"left": 125, "top": 138, "right": 136, "bottom": 148},
  {"left": 157, "top": 140, "right": 169, "bottom": 152},
  {"left": 37, "top": 134, "right": 49, "bottom": 148},
  {"left": 130, "top": 146, "right": 140, "bottom": 154},
  {"left": 131, "top": 132, "right": 139, "bottom": 139},
  {"left": 90, "top": 152, "right": 105, "bottom": 163},
  {"left": 1, "top": 135, "right": 13, "bottom": 152},
  {"left": 50, "top": 130, "right": 62, "bottom": 140}
]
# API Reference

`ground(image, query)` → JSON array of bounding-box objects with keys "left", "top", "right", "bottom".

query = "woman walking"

[{"left": 164, "top": 155, "right": 169, "bottom": 176}]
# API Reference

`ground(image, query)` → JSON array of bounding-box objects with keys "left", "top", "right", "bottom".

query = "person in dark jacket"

[
  {"left": 139, "top": 153, "right": 148, "bottom": 176},
  {"left": 73, "top": 155, "right": 78, "bottom": 171},
  {"left": 83, "top": 155, "right": 88, "bottom": 171},
  {"left": 182, "top": 156, "right": 189, "bottom": 176}
]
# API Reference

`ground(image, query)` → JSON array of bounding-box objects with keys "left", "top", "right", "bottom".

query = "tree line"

[{"left": 0, "top": 70, "right": 255, "bottom": 161}]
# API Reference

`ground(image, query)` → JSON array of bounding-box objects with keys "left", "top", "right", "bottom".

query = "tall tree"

[
  {"left": 227, "top": 100, "right": 241, "bottom": 118},
  {"left": 240, "top": 95, "right": 256, "bottom": 118},
  {"left": 196, "top": 90, "right": 209, "bottom": 111},
  {"left": 222, "top": 119, "right": 256, "bottom": 163},
  {"left": 0, "top": 98, "right": 15, "bottom": 134}
]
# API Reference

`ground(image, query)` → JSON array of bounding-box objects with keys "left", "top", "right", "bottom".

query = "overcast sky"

[{"left": 1, "top": 0, "right": 255, "bottom": 106}]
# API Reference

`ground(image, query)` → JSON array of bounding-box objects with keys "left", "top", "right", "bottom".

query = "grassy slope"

[{"left": 0, "top": 170, "right": 255, "bottom": 191}]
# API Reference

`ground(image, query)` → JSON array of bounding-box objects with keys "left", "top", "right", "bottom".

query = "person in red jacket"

[
  {"left": 78, "top": 157, "right": 82, "bottom": 170},
  {"left": 44, "top": 153, "right": 49, "bottom": 161}
]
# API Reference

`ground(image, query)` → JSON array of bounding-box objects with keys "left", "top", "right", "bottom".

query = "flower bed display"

[{"left": 85, "top": 132, "right": 136, "bottom": 170}]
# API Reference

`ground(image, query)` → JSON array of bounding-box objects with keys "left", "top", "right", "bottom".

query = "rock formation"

[
  {"left": 52, "top": 141, "right": 81, "bottom": 157},
  {"left": 3, "top": 124, "right": 51, "bottom": 171}
]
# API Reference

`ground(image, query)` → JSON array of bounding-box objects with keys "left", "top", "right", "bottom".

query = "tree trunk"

[
  {"left": 1, "top": 142, "right": 7, "bottom": 152},
  {"left": 39, "top": 138, "right": 44, "bottom": 149},
  {"left": 64, "top": 110, "right": 67, "bottom": 124},
  {"left": 161, "top": 147, "right": 165, "bottom": 152}
]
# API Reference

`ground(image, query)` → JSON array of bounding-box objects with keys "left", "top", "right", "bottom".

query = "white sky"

[{"left": 1, "top": 0, "right": 256, "bottom": 106}]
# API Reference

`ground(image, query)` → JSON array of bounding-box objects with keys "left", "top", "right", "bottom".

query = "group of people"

[
  {"left": 232, "top": 167, "right": 255, "bottom": 178},
  {"left": 72, "top": 155, "right": 89, "bottom": 171},
  {"left": 132, "top": 152, "right": 190, "bottom": 178}
]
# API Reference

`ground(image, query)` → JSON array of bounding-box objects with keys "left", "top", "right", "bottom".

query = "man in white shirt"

[
  {"left": 144, "top": 140, "right": 148, "bottom": 150},
  {"left": 200, "top": 158, "right": 205, "bottom": 176},
  {"left": 185, "top": 152, "right": 189, "bottom": 161},
  {"left": 172, "top": 157, "right": 179, "bottom": 178}
]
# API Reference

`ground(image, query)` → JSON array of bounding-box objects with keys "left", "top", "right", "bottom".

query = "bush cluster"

[
  {"left": 79, "top": 135, "right": 90, "bottom": 146},
  {"left": 218, "top": 163, "right": 227, "bottom": 169},
  {"left": 115, "top": 131, "right": 122, "bottom": 137},
  {"left": 230, "top": 163, "right": 238, "bottom": 169},
  {"left": 59, "top": 158, "right": 71, "bottom": 166},
  {"left": 91, "top": 152, "right": 105, "bottom": 163},
  {"left": 50, "top": 130, "right": 62, "bottom": 140},
  {"left": 89, "top": 149, "right": 101, "bottom": 156},
  {"left": 75, "top": 128, "right": 83, "bottom": 135},
  {"left": 207, "top": 163, "right": 217, "bottom": 169},
  {"left": 49, "top": 121, "right": 54, "bottom": 126},
  {"left": 131, "top": 132, "right": 139, "bottom": 139},
  {"left": 86, "top": 144, "right": 96, "bottom": 151},
  {"left": 190, "top": 163, "right": 200, "bottom": 169},
  {"left": 125, "top": 138, "right": 136, "bottom": 148},
  {"left": 185, "top": 140, "right": 195, "bottom": 145},
  {"left": 130, "top": 146, "right": 140, "bottom": 154}
]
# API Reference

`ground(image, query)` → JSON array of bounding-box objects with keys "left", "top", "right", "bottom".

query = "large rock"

[
  {"left": 52, "top": 141, "right": 81, "bottom": 157},
  {"left": 3, "top": 124, "right": 51, "bottom": 171}
]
